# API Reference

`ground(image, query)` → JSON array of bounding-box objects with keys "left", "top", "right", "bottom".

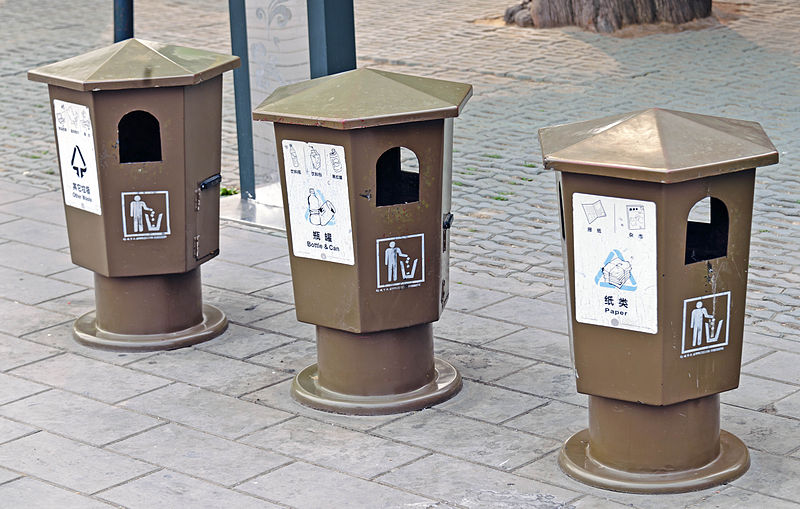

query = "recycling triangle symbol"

[
  {"left": 594, "top": 249, "right": 638, "bottom": 291},
  {"left": 71, "top": 145, "right": 86, "bottom": 178}
]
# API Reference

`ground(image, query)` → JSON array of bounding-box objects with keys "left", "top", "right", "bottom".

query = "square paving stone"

[
  {"left": 687, "top": 486, "right": 800, "bottom": 509},
  {"left": 109, "top": 423, "right": 289, "bottom": 486},
  {"left": 0, "top": 298, "right": 70, "bottom": 336},
  {"left": 377, "top": 453, "right": 581, "bottom": 508},
  {"left": 98, "top": 470, "right": 279, "bottom": 509},
  {"left": 0, "top": 477, "right": 114, "bottom": 509},
  {"left": 250, "top": 309, "right": 317, "bottom": 341},
  {"left": 21, "top": 322, "right": 155, "bottom": 365},
  {"left": 0, "top": 389, "right": 161, "bottom": 446},
  {"left": 127, "top": 349, "right": 289, "bottom": 397},
  {"left": 247, "top": 339, "right": 317, "bottom": 374},
  {"left": 436, "top": 379, "right": 548, "bottom": 424},
  {"left": 196, "top": 323, "right": 292, "bottom": 359},
  {"left": 731, "top": 450, "right": 800, "bottom": 501},
  {"left": 242, "top": 416, "right": 427, "bottom": 478},
  {"left": 0, "top": 432, "right": 154, "bottom": 494},
  {"left": 48, "top": 266, "right": 94, "bottom": 287},
  {"left": 10, "top": 353, "right": 169, "bottom": 403},
  {"left": 203, "top": 259, "right": 289, "bottom": 294},
  {"left": 495, "top": 363, "right": 588, "bottom": 407},
  {"left": 434, "top": 309, "right": 524, "bottom": 345},
  {"left": 253, "top": 255, "right": 292, "bottom": 275},
  {"left": 478, "top": 297, "right": 569, "bottom": 334},
  {"left": 774, "top": 390, "right": 800, "bottom": 419},
  {"left": 0, "top": 241, "right": 75, "bottom": 276},
  {"left": 740, "top": 341, "right": 775, "bottom": 365},
  {"left": 0, "top": 218, "right": 69, "bottom": 250},
  {"left": 743, "top": 350, "right": 800, "bottom": 385},
  {"left": 243, "top": 379, "right": 408, "bottom": 432},
  {"left": 219, "top": 226, "right": 288, "bottom": 266},
  {"left": 0, "top": 373, "right": 48, "bottom": 406},
  {"left": 0, "top": 193, "right": 65, "bottom": 225},
  {"left": 250, "top": 309, "right": 315, "bottom": 340},
  {"left": 434, "top": 339, "right": 535, "bottom": 382},
  {"left": 0, "top": 417, "right": 37, "bottom": 445},
  {"left": 119, "top": 383, "right": 292, "bottom": 439},
  {"left": 38, "top": 288, "right": 95, "bottom": 317},
  {"left": 720, "top": 374, "right": 798, "bottom": 411},
  {"left": 0, "top": 266, "right": 83, "bottom": 305},
  {"left": 202, "top": 286, "right": 293, "bottom": 325},
  {"left": 374, "top": 409, "right": 560, "bottom": 471},
  {"left": 485, "top": 327, "right": 572, "bottom": 367},
  {"left": 0, "top": 466, "right": 20, "bottom": 484},
  {"left": 720, "top": 404, "right": 800, "bottom": 455},
  {"left": 0, "top": 333, "right": 59, "bottom": 371},
  {"left": 445, "top": 283, "right": 512, "bottom": 313},
  {"left": 239, "top": 461, "right": 435, "bottom": 508},
  {"left": 504, "top": 400, "right": 588, "bottom": 442},
  {"left": 252, "top": 281, "right": 295, "bottom": 305}
]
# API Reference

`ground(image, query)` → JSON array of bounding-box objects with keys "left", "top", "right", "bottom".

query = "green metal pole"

[
  {"left": 228, "top": 0, "right": 256, "bottom": 199},
  {"left": 114, "top": 0, "right": 134, "bottom": 42},
  {"left": 307, "top": 0, "right": 356, "bottom": 78}
]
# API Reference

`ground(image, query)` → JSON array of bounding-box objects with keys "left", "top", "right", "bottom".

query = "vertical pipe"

[
  {"left": 307, "top": 0, "right": 357, "bottom": 79},
  {"left": 228, "top": 0, "right": 256, "bottom": 199},
  {"left": 114, "top": 0, "right": 134, "bottom": 42}
]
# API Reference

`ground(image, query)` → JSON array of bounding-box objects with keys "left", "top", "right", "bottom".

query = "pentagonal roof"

[
  {"left": 252, "top": 68, "right": 472, "bottom": 129},
  {"left": 538, "top": 108, "right": 778, "bottom": 183},
  {"left": 28, "top": 38, "right": 240, "bottom": 91}
]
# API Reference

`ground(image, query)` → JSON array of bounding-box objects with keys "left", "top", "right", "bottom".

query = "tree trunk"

[{"left": 528, "top": 0, "right": 711, "bottom": 32}]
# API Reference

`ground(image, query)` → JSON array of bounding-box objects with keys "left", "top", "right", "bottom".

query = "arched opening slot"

[
  {"left": 118, "top": 110, "right": 162, "bottom": 163},
  {"left": 685, "top": 197, "right": 728, "bottom": 264},
  {"left": 376, "top": 146, "right": 419, "bottom": 206}
]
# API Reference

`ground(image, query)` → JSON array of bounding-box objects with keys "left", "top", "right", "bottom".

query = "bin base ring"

[
  {"left": 73, "top": 303, "right": 228, "bottom": 352},
  {"left": 290, "top": 357, "right": 461, "bottom": 415},
  {"left": 559, "top": 428, "right": 749, "bottom": 494}
]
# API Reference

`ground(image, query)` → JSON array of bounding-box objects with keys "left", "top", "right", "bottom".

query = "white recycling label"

[
  {"left": 282, "top": 140, "right": 354, "bottom": 265},
  {"left": 53, "top": 100, "right": 102, "bottom": 215},
  {"left": 572, "top": 193, "right": 657, "bottom": 334}
]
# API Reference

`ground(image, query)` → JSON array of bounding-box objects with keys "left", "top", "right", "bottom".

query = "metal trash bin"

[
  {"left": 28, "top": 39, "right": 239, "bottom": 351},
  {"left": 538, "top": 108, "right": 778, "bottom": 493},
  {"left": 253, "top": 68, "right": 472, "bottom": 415}
]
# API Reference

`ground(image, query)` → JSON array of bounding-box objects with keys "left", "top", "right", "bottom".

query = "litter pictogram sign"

[
  {"left": 681, "top": 291, "right": 731, "bottom": 358},
  {"left": 121, "top": 191, "right": 171, "bottom": 240},
  {"left": 376, "top": 234, "right": 425, "bottom": 291}
]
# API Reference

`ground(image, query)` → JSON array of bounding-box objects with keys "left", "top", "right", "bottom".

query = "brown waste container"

[
  {"left": 253, "top": 68, "right": 472, "bottom": 415},
  {"left": 28, "top": 39, "right": 240, "bottom": 351},
  {"left": 538, "top": 108, "right": 778, "bottom": 493}
]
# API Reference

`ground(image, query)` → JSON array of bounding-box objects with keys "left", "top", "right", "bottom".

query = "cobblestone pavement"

[{"left": 1, "top": 0, "right": 800, "bottom": 507}]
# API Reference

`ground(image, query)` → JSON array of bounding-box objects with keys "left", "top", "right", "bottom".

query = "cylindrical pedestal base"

[
  {"left": 559, "top": 394, "right": 749, "bottom": 493},
  {"left": 73, "top": 268, "right": 227, "bottom": 351},
  {"left": 291, "top": 323, "right": 461, "bottom": 415}
]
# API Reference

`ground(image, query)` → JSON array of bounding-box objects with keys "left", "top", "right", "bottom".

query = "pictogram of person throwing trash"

[
  {"left": 690, "top": 301, "right": 712, "bottom": 347},
  {"left": 130, "top": 195, "right": 153, "bottom": 233}
]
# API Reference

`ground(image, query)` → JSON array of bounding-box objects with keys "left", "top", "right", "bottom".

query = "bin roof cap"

[
  {"left": 539, "top": 108, "right": 778, "bottom": 183},
  {"left": 27, "top": 38, "right": 240, "bottom": 92},
  {"left": 252, "top": 68, "right": 472, "bottom": 130}
]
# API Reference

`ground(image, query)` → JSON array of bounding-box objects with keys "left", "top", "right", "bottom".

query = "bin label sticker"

[
  {"left": 121, "top": 191, "right": 171, "bottom": 240},
  {"left": 572, "top": 193, "right": 657, "bottom": 334},
  {"left": 53, "top": 100, "right": 102, "bottom": 215},
  {"left": 376, "top": 234, "right": 425, "bottom": 291},
  {"left": 282, "top": 140, "right": 354, "bottom": 265},
  {"left": 681, "top": 291, "right": 730, "bottom": 358}
]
